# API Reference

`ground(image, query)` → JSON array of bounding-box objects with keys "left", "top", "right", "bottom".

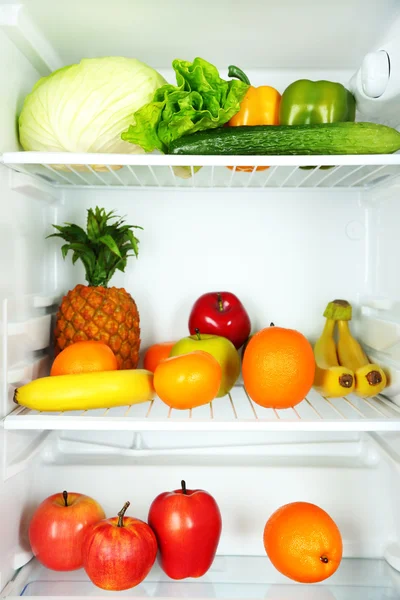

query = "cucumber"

[{"left": 168, "top": 122, "right": 400, "bottom": 156}]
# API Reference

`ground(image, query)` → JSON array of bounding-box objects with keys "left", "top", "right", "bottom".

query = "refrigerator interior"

[{"left": 3, "top": 1, "right": 400, "bottom": 599}]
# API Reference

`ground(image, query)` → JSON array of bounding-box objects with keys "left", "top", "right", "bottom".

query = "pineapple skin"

[{"left": 54, "top": 284, "right": 140, "bottom": 370}]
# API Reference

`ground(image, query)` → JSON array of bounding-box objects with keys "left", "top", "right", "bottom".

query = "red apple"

[
  {"left": 29, "top": 491, "right": 105, "bottom": 571},
  {"left": 148, "top": 480, "right": 222, "bottom": 580},
  {"left": 82, "top": 501, "right": 157, "bottom": 591},
  {"left": 189, "top": 292, "right": 251, "bottom": 349}
]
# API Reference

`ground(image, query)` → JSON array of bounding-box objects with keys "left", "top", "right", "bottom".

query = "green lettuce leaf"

[{"left": 121, "top": 57, "right": 249, "bottom": 153}]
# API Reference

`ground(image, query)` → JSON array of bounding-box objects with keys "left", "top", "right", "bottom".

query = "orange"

[
  {"left": 154, "top": 351, "right": 222, "bottom": 410},
  {"left": 264, "top": 502, "right": 343, "bottom": 583},
  {"left": 50, "top": 340, "right": 118, "bottom": 376},
  {"left": 143, "top": 342, "right": 175, "bottom": 372},
  {"left": 242, "top": 325, "right": 315, "bottom": 409}
]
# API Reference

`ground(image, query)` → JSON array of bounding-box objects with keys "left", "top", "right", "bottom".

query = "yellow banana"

[
  {"left": 314, "top": 318, "right": 355, "bottom": 397},
  {"left": 337, "top": 319, "right": 386, "bottom": 397},
  {"left": 14, "top": 369, "right": 154, "bottom": 412},
  {"left": 336, "top": 318, "right": 370, "bottom": 372}
]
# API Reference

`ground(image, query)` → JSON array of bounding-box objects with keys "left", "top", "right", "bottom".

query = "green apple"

[{"left": 170, "top": 330, "right": 240, "bottom": 398}]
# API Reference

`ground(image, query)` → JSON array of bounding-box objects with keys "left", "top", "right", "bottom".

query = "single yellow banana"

[
  {"left": 354, "top": 364, "right": 387, "bottom": 398},
  {"left": 14, "top": 369, "right": 154, "bottom": 412},
  {"left": 337, "top": 319, "right": 386, "bottom": 397},
  {"left": 313, "top": 318, "right": 355, "bottom": 397}
]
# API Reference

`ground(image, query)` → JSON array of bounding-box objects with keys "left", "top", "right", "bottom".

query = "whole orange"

[
  {"left": 154, "top": 351, "right": 221, "bottom": 410},
  {"left": 51, "top": 340, "right": 118, "bottom": 376},
  {"left": 264, "top": 502, "right": 343, "bottom": 583},
  {"left": 143, "top": 342, "right": 176, "bottom": 372},
  {"left": 242, "top": 325, "right": 315, "bottom": 408}
]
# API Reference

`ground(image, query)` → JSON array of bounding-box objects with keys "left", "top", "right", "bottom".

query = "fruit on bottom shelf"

[
  {"left": 29, "top": 491, "right": 105, "bottom": 571},
  {"left": 14, "top": 369, "right": 154, "bottom": 411},
  {"left": 50, "top": 340, "right": 118, "bottom": 376},
  {"left": 170, "top": 330, "right": 240, "bottom": 397},
  {"left": 31, "top": 485, "right": 344, "bottom": 586},
  {"left": 154, "top": 351, "right": 221, "bottom": 409},
  {"left": 264, "top": 502, "right": 343, "bottom": 583},
  {"left": 313, "top": 315, "right": 355, "bottom": 397},
  {"left": 148, "top": 480, "right": 222, "bottom": 579},
  {"left": 323, "top": 300, "right": 386, "bottom": 397},
  {"left": 242, "top": 324, "right": 315, "bottom": 408},
  {"left": 49, "top": 207, "right": 142, "bottom": 370},
  {"left": 83, "top": 501, "right": 157, "bottom": 591}
]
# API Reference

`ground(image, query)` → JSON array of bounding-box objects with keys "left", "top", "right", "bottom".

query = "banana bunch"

[
  {"left": 314, "top": 316, "right": 355, "bottom": 397},
  {"left": 314, "top": 300, "right": 386, "bottom": 398},
  {"left": 14, "top": 369, "right": 155, "bottom": 412}
]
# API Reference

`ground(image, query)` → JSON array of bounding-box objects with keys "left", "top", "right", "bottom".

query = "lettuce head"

[{"left": 122, "top": 57, "right": 249, "bottom": 153}]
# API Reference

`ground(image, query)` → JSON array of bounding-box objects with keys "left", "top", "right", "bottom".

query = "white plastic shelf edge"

[
  {"left": 5, "top": 152, "right": 400, "bottom": 166},
  {"left": 2, "top": 152, "right": 400, "bottom": 189},
  {"left": 4, "top": 387, "right": 400, "bottom": 432}
]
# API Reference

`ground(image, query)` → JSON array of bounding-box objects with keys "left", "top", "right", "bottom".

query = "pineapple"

[{"left": 49, "top": 207, "right": 142, "bottom": 369}]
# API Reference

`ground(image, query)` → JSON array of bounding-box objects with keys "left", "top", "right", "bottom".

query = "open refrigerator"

[{"left": 3, "top": 1, "right": 400, "bottom": 598}]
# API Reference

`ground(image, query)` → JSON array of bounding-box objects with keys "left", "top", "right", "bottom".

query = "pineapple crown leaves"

[{"left": 47, "top": 207, "right": 143, "bottom": 287}]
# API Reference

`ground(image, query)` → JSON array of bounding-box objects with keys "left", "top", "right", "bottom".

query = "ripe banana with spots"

[
  {"left": 337, "top": 327, "right": 386, "bottom": 399},
  {"left": 325, "top": 299, "right": 386, "bottom": 398},
  {"left": 313, "top": 316, "right": 355, "bottom": 398},
  {"left": 14, "top": 369, "right": 155, "bottom": 412}
]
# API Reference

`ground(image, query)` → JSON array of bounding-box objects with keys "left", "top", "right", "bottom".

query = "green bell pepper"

[{"left": 280, "top": 80, "right": 356, "bottom": 125}]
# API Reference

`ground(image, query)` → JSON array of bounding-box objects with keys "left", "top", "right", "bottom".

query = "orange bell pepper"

[{"left": 228, "top": 66, "right": 281, "bottom": 172}]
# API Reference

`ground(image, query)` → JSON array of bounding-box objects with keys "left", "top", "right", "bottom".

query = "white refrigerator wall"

[
  {"left": 0, "top": 27, "right": 39, "bottom": 152},
  {"left": 0, "top": 23, "right": 54, "bottom": 421},
  {"left": 0, "top": 167, "right": 56, "bottom": 421},
  {"left": 11, "top": 0, "right": 399, "bottom": 70}
]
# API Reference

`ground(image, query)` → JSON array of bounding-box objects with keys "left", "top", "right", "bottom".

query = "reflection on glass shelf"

[
  {"left": 20, "top": 581, "right": 400, "bottom": 599},
  {"left": 9, "top": 556, "right": 400, "bottom": 599}
]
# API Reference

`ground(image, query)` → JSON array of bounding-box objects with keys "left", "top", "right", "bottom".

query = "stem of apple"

[
  {"left": 63, "top": 491, "right": 68, "bottom": 507},
  {"left": 117, "top": 501, "right": 130, "bottom": 527},
  {"left": 217, "top": 293, "right": 224, "bottom": 312},
  {"left": 181, "top": 480, "right": 187, "bottom": 494},
  {"left": 195, "top": 328, "right": 201, "bottom": 341}
]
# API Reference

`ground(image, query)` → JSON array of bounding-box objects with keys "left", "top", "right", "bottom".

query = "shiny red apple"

[
  {"left": 189, "top": 291, "right": 251, "bottom": 349},
  {"left": 29, "top": 491, "right": 105, "bottom": 571},
  {"left": 83, "top": 501, "right": 157, "bottom": 591},
  {"left": 148, "top": 480, "right": 222, "bottom": 580}
]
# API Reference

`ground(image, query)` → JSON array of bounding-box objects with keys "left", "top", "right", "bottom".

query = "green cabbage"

[
  {"left": 19, "top": 57, "right": 166, "bottom": 153},
  {"left": 121, "top": 57, "right": 249, "bottom": 153}
]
